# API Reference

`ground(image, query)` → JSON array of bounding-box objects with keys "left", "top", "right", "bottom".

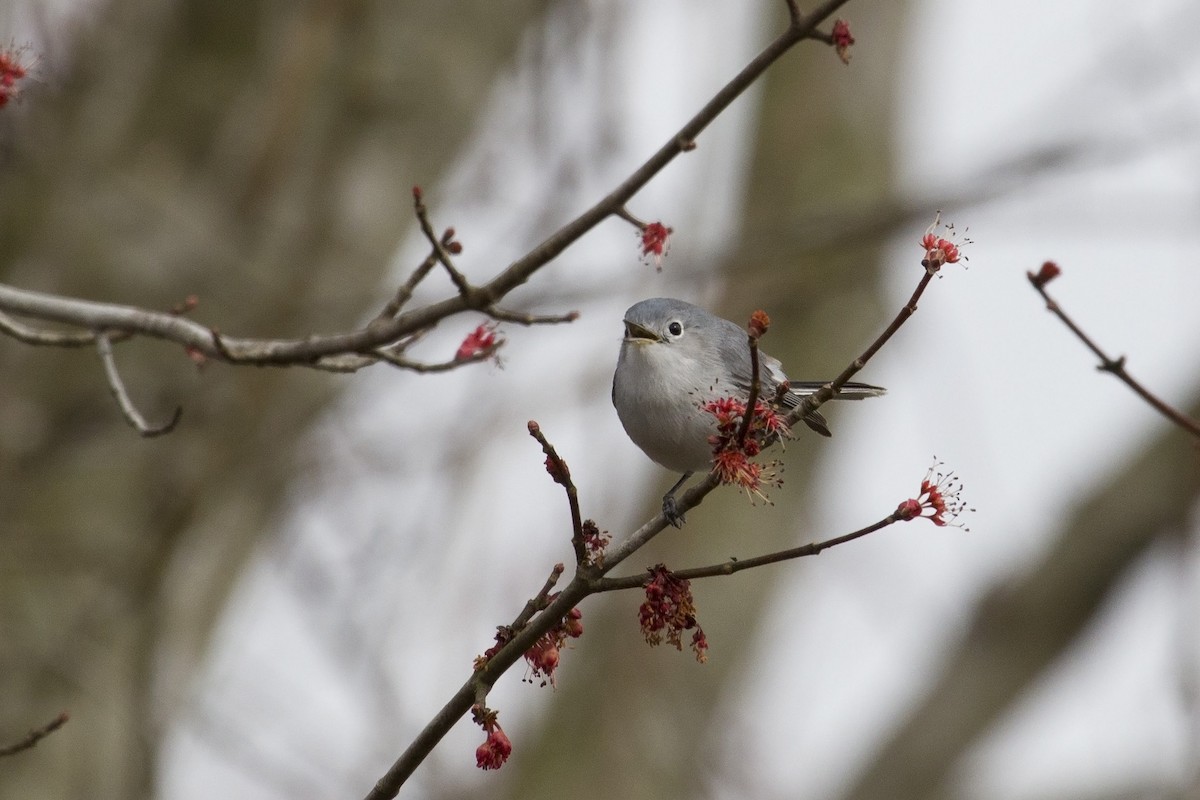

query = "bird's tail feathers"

[{"left": 788, "top": 381, "right": 886, "bottom": 400}]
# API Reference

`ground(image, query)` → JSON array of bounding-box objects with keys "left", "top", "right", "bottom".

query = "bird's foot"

[{"left": 662, "top": 494, "right": 686, "bottom": 528}]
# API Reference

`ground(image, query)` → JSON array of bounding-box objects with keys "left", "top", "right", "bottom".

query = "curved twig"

[{"left": 96, "top": 332, "right": 182, "bottom": 437}]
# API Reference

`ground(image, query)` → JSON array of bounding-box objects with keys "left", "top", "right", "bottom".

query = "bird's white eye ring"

[{"left": 668, "top": 321, "right": 683, "bottom": 336}]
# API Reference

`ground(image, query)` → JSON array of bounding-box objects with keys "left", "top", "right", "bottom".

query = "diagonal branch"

[
  {"left": 1028, "top": 263, "right": 1200, "bottom": 439},
  {"left": 528, "top": 421, "right": 587, "bottom": 564}
]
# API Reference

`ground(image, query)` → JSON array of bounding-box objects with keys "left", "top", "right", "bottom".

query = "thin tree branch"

[
  {"left": 0, "top": 309, "right": 100, "bottom": 346},
  {"left": 510, "top": 563, "right": 567, "bottom": 632},
  {"left": 528, "top": 421, "right": 587, "bottom": 564},
  {"left": 411, "top": 189, "right": 475, "bottom": 301},
  {"left": 1027, "top": 265, "right": 1200, "bottom": 439},
  {"left": 595, "top": 514, "right": 899, "bottom": 592},
  {"left": 372, "top": 343, "right": 501, "bottom": 373},
  {"left": 485, "top": 306, "right": 579, "bottom": 326},
  {"left": 95, "top": 332, "right": 182, "bottom": 437},
  {"left": 0, "top": 712, "right": 69, "bottom": 758},
  {"left": 373, "top": 252, "right": 439, "bottom": 324},
  {"left": 735, "top": 322, "right": 763, "bottom": 449},
  {"left": 787, "top": 268, "right": 936, "bottom": 431}
]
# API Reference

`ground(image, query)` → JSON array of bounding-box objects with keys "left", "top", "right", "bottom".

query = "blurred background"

[{"left": 2, "top": 1, "right": 1199, "bottom": 799}]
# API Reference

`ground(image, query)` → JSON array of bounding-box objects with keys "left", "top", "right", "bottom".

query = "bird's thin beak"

[{"left": 623, "top": 321, "right": 660, "bottom": 342}]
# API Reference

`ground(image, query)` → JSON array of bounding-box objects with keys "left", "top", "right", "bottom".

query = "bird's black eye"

[{"left": 668, "top": 321, "right": 683, "bottom": 336}]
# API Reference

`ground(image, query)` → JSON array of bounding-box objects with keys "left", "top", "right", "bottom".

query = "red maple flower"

[
  {"left": 0, "top": 45, "right": 32, "bottom": 109},
  {"left": 919, "top": 216, "right": 971, "bottom": 273},
  {"left": 702, "top": 395, "right": 788, "bottom": 502},
  {"left": 831, "top": 19, "right": 855, "bottom": 65},
  {"left": 640, "top": 221, "right": 673, "bottom": 271},
  {"left": 896, "top": 460, "right": 972, "bottom": 528},
  {"left": 455, "top": 322, "right": 500, "bottom": 362},
  {"left": 472, "top": 706, "right": 512, "bottom": 770},
  {"left": 639, "top": 564, "right": 708, "bottom": 663},
  {"left": 522, "top": 607, "right": 584, "bottom": 687}
]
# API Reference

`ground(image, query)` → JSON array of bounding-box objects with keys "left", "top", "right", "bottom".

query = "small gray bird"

[{"left": 612, "top": 297, "right": 884, "bottom": 524}]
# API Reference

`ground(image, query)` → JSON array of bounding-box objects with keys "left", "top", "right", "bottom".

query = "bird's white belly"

[{"left": 613, "top": 343, "right": 721, "bottom": 473}]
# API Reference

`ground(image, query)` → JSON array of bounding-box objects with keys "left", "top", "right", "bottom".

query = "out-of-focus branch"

[
  {"left": 1028, "top": 261, "right": 1200, "bottom": 439},
  {"left": 0, "top": 712, "right": 69, "bottom": 758}
]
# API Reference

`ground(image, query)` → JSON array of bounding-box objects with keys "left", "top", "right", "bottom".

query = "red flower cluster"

[
  {"left": 580, "top": 519, "right": 611, "bottom": 563},
  {"left": 454, "top": 322, "right": 500, "bottom": 362},
  {"left": 896, "top": 460, "right": 972, "bottom": 528},
  {"left": 703, "top": 396, "right": 788, "bottom": 502},
  {"left": 0, "top": 46, "right": 30, "bottom": 109},
  {"left": 919, "top": 217, "right": 971, "bottom": 273},
  {"left": 523, "top": 607, "right": 583, "bottom": 687},
  {"left": 472, "top": 706, "right": 512, "bottom": 771},
  {"left": 639, "top": 564, "right": 708, "bottom": 663},
  {"left": 831, "top": 19, "right": 855, "bottom": 65},
  {"left": 640, "top": 221, "right": 673, "bottom": 271},
  {"left": 919, "top": 232, "right": 961, "bottom": 271}
]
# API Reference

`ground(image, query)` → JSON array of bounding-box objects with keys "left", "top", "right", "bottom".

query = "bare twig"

[
  {"left": 411, "top": 190, "right": 474, "bottom": 300},
  {"left": 0, "top": 712, "right": 69, "bottom": 757},
  {"left": 509, "top": 563, "right": 567, "bottom": 632},
  {"left": 372, "top": 342, "right": 501, "bottom": 373},
  {"left": 528, "top": 421, "right": 586, "bottom": 564},
  {"left": 595, "top": 514, "right": 899, "bottom": 592},
  {"left": 614, "top": 206, "right": 648, "bottom": 228},
  {"left": 373, "top": 252, "right": 439, "bottom": 323},
  {"left": 1027, "top": 264, "right": 1200, "bottom": 439},
  {"left": 0, "top": 310, "right": 99, "bottom": 347},
  {"left": 95, "top": 332, "right": 182, "bottom": 437},
  {"left": 735, "top": 321, "right": 764, "bottom": 449},
  {"left": 486, "top": 306, "right": 579, "bottom": 326}
]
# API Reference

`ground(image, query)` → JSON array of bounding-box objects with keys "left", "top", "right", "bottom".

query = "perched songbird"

[{"left": 612, "top": 297, "right": 884, "bottom": 524}]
